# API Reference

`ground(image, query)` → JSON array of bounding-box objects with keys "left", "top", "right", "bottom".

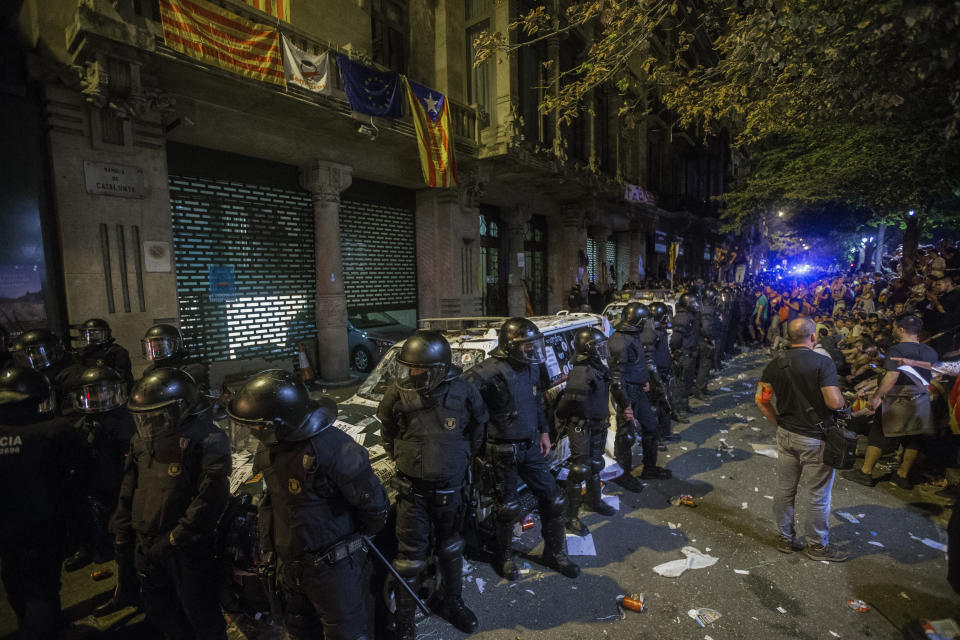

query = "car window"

[
  {"left": 350, "top": 311, "right": 400, "bottom": 329},
  {"left": 603, "top": 305, "right": 623, "bottom": 324},
  {"left": 356, "top": 346, "right": 487, "bottom": 402}
]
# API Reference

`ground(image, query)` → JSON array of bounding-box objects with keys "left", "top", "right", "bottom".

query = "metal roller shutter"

[{"left": 169, "top": 175, "right": 316, "bottom": 363}]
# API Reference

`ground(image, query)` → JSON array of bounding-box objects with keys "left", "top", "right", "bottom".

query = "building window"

[
  {"left": 466, "top": 20, "right": 491, "bottom": 118},
  {"left": 371, "top": 0, "right": 408, "bottom": 74},
  {"left": 465, "top": 0, "right": 492, "bottom": 20}
]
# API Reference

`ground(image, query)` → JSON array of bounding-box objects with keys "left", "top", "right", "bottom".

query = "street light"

[
  {"left": 908, "top": 209, "right": 915, "bottom": 216},
  {"left": 777, "top": 210, "right": 784, "bottom": 217}
]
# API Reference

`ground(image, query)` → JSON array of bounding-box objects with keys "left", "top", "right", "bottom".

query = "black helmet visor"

[
  {"left": 80, "top": 328, "right": 110, "bottom": 346},
  {"left": 226, "top": 415, "right": 279, "bottom": 446},
  {"left": 14, "top": 343, "right": 63, "bottom": 370},
  {"left": 74, "top": 381, "right": 127, "bottom": 414},
  {"left": 391, "top": 360, "right": 447, "bottom": 392},
  {"left": 142, "top": 335, "right": 181, "bottom": 361},
  {"left": 130, "top": 405, "right": 181, "bottom": 441},
  {"left": 510, "top": 335, "right": 546, "bottom": 365}
]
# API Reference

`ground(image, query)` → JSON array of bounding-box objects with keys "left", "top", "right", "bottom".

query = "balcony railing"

[{"left": 135, "top": 0, "right": 479, "bottom": 147}]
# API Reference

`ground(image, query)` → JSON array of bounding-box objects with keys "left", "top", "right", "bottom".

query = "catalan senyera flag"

[
  {"left": 668, "top": 241, "right": 680, "bottom": 276},
  {"left": 402, "top": 77, "right": 458, "bottom": 187},
  {"left": 159, "top": 0, "right": 285, "bottom": 86},
  {"left": 240, "top": 0, "right": 290, "bottom": 21}
]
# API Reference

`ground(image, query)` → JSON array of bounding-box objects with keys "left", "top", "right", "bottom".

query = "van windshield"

[{"left": 356, "top": 347, "right": 487, "bottom": 402}]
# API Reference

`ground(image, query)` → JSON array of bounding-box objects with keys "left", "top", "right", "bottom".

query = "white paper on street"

[
  {"left": 565, "top": 533, "right": 597, "bottom": 556},
  {"left": 653, "top": 546, "right": 718, "bottom": 578}
]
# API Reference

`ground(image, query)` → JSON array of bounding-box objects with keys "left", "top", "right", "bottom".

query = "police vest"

[
  {"left": 559, "top": 360, "right": 610, "bottom": 421},
  {"left": 393, "top": 381, "right": 471, "bottom": 484},
  {"left": 609, "top": 330, "right": 649, "bottom": 385},
  {"left": 256, "top": 430, "right": 359, "bottom": 560},
  {"left": 673, "top": 311, "right": 699, "bottom": 350}
]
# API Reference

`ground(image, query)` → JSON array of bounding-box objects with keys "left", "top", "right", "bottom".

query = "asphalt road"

[{"left": 2, "top": 349, "right": 957, "bottom": 639}]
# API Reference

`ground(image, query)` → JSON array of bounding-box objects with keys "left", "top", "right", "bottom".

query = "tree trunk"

[
  {"left": 874, "top": 223, "right": 887, "bottom": 272},
  {"left": 902, "top": 214, "right": 920, "bottom": 282}
]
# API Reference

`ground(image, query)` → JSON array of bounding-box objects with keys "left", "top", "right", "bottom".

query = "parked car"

[{"left": 347, "top": 311, "right": 414, "bottom": 373}]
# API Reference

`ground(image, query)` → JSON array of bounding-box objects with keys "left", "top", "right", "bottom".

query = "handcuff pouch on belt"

[
  {"left": 304, "top": 535, "right": 365, "bottom": 568},
  {"left": 392, "top": 474, "right": 460, "bottom": 507}
]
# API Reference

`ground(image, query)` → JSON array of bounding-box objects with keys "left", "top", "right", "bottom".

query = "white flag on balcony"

[{"left": 281, "top": 34, "right": 334, "bottom": 94}]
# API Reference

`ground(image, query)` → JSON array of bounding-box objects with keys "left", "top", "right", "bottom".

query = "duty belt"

[
  {"left": 489, "top": 437, "right": 535, "bottom": 448},
  {"left": 393, "top": 474, "right": 461, "bottom": 505},
  {"left": 306, "top": 535, "right": 365, "bottom": 567}
]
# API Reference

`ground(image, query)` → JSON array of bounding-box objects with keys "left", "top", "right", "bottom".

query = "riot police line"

[{"left": 0, "top": 286, "right": 745, "bottom": 639}]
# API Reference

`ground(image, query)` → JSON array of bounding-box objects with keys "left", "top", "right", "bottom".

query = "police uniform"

[
  {"left": 0, "top": 402, "right": 83, "bottom": 638},
  {"left": 256, "top": 420, "right": 389, "bottom": 640},
  {"left": 466, "top": 355, "right": 578, "bottom": 579},
  {"left": 670, "top": 307, "right": 700, "bottom": 413},
  {"left": 640, "top": 321, "right": 675, "bottom": 440},
  {"left": 112, "top": 410, "right": 231, "bottom": 639},
  {"left": 555, "top": 352, "right": 616, "bottom": 533},
  {"left": 378, "top": 372, "right": 488, "bottom": 636},
  {"left": 76, "top": 340, "right": 133, "bottom": 387},
  {"left": 608, "top": 325, "right": 660, "bottom": 483},
  {"left": 696, "top": 301, "right": 720, "bottom": 396}
]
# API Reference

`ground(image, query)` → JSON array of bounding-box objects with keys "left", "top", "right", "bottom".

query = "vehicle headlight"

[{"left": 370, "top": 338, "right": 395, "bottom": 349}]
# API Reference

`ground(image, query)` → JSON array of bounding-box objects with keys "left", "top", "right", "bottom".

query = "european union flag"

[{"left": 336, "top": 54, "right": 403, "bottom": 118}]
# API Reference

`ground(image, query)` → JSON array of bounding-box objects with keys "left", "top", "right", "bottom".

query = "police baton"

[{"left": 363, "top": 535, "right": 431, "bottom": 617}]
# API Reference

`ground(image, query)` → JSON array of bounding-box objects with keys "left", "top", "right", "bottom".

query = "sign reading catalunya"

[{"left": 84, "top": 161, "right": 147, "bottom": 199}]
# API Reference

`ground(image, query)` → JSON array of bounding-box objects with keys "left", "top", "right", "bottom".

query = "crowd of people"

[{"left": 1, "top": 237, "right": 958, "bottom": 639}]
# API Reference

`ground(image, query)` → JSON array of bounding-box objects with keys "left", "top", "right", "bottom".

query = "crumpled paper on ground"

[{"left": 653, "top": 546, "right": 719, "bottom": 578}]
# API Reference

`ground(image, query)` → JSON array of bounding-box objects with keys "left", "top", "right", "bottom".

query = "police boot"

[
  {"left": 493, "top": 522, "right": 519, "bottom": 581},
  {"left": 64, "top": 549, "right": 92, "bottom": 572},
  {"left": 585, "top": 475, "right": 616, "bottom": 516},
  {"left": 94, "top": 543, "right": 140, "bottom": 617},
  {"left": 613, "top": 433, "right": 644, "bottom": 493},
  {"left": 671, "top": 409, "right": 689, "bottom": 424},
  {"left": 640, "top": 437, "right": 673, "bottom": 479},
  {"left": 564, "top": 481, "right": 588, "bottom": 536},
  {"left": 541, "top": 517, "right": 580, "bottom": 579},
  {"left": 393, "top": 559, "right": 424, "bottom": 640},
  {"left": 436, "top": 540, "right": 478, "bottom": 634}
]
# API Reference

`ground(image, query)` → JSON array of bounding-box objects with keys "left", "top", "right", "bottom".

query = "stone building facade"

[{"left": 2, "top": 0, "right": 728, "bottom": 385}]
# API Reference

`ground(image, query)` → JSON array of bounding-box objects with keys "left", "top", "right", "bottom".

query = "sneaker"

[
  {"left": 805, "top": 544, "right": 849, "bottom": 562},
  {"left": 889, "top": 473, "right": 914, "bottom": 490},
  {"left": 775, "top": 535, "right": 804, "bottom": 554},
  {"left": 840, "top": 468, "right": 877, "bottom": 487}
]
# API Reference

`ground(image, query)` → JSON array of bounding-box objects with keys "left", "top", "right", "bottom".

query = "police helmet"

[
  {"left": 73, "top": 365, "right": 127, "bottom": 414},
  {"left": 141, "top": 324, "right": 184, "bottom": 362},
  {"left": 226, "top": 369, "right": 336, "bottom": 446},
  {"left": 572, "top": 327, "right": 609, "bottom": 364},
  {"left": 79, "top": 318, "right": 112, "bottom": 347},
  {"left": 127, "top": 368, "right": 199, "bottom": 440},
  {"left": 677, "top": 293, "right": 701, "bottom": 313},
  {"left": 391, "top": 330, "right": 451, "bottom": 393},
  {"left": 12, "top": 329, "right": 65, "bottom": 370},
  {"left": 703, "top": 287, "right": 719, "bottom": 303},
  {"left": 0, "top": 366, "right": 54, "bottom": 413},
  {"left": 649, "top": 302, "right": 671, "bottom": 323},
  {"left": 491, "top": 317, "right": 546, "bottom": 365},
  {"left": 618, "top": 302, "right": 651, "bottom": 332}
]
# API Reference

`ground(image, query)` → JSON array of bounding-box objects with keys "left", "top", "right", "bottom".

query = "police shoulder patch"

[
  {"left": 302, "top": 454, "right": 316, "bottom": 471},
  {"left": 288, "top": 478, "right": 302, "bottom": 495},
  {"left": 444, "top": 417, "right": 456, "bottom": 430},
  {"left": 167, "top": 462, "right": 182, "bottom": 477}
]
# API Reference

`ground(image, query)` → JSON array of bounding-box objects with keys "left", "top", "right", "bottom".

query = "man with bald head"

[{"left": 756, "top": 317, "right": 848, "bottom": 562}]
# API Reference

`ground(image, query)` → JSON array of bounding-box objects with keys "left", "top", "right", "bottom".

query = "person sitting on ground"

[{"left": 841, "top": 315, "right": 938, "bottom": 490}]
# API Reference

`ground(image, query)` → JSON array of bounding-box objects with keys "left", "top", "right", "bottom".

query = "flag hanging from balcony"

[
  {"left": 402, "top": 77, "right": 458, "bottom": 187},
  {"left": 336, "top": 55, "right": 403, "bottom": 118},
  {"left": 158, "top": 0, "right": 284, "bottom": 85},
  {"left": 240, "top": 0, "right": 290, "bottom": 21},
  {"left": 281, "top": 35, "right": 333, "bottom": 94}
]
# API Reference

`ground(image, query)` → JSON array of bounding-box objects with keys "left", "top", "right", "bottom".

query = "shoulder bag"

[
  {"left": 881, "top": 365, "right": 934, "bottom": 438},
  {"left": 776, "top": 354, "right": 857, "bottom": 470}
]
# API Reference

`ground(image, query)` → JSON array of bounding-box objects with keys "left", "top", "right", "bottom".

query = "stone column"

[
  {"left": 416, "top": 189, "right": 481, "bottom": 319},
  {"left": 300, "top": 160, "right": 352, "bottom": 384},
  {"left": 504, "top": 206, "right": 531, "bottom": 317},
  {"left": 547, "top": 208, "right": 587, "bottom": 311}
]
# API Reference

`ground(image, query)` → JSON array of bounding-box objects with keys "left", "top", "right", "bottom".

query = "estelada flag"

[
  {"left": 402, "top": 77, "right": 458, "bottom": 187},
  {"left": 240, "top": 0, "right": 290, "bottom": 21},
  {"left": 159, "top": 0, "right": 284, "bottom": 86}
]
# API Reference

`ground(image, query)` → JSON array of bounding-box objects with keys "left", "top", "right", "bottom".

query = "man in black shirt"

[
  {"left": 842, "top": 315, "right": 938, "bottom": 490},
  {"left": 756, "top": 318, "right": 847, "bottom": 562}
]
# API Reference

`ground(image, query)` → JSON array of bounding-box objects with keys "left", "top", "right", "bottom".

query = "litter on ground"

[
  {"left": 565, "top": 533, "right": 597, "bottom": 556},
  {"left": 653, "top": 547, "right": 719, "bottom": 578}
]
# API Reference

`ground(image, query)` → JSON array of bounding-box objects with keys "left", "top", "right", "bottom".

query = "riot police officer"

[
  {"left": 696, "top": 288, "right": 721, "bottom": 400},
  {"left": 670, "top": 293, "right": 701, "bottom": 416},
  {"left": 75, "top": 318, "right": 133, "bottom": 387},
  {"left": 0, "top": 366, "right": 83, "bottom": 638},
  {"left": 112, "top": 368, "right": 231, "bottom": 639},
  {"left": 645, "top": 302, "right": 686, "bottom": 435},
  {"left": 378, "top": 331, "right": 488, "bottom": 638},
  {"left": 141, "top": 324, "right": 210, "bottom": 391},
  {"left": 466, "top": 318, "right": 579, "bottom": 580},
  {"left": 228, "top": 370, "right": 389, "bottom": 640},
  {"left": 609, "top": 303, "right": 670, "bottom": 490},
  {"left": 11, "top": 328, "right": 76, "bottom": 415},
  {"left": 67, "top": 365, "right": 141, "bottom": 614},
  {"left": 556, "top": 327, "right": 617, "bottom": 536}
]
